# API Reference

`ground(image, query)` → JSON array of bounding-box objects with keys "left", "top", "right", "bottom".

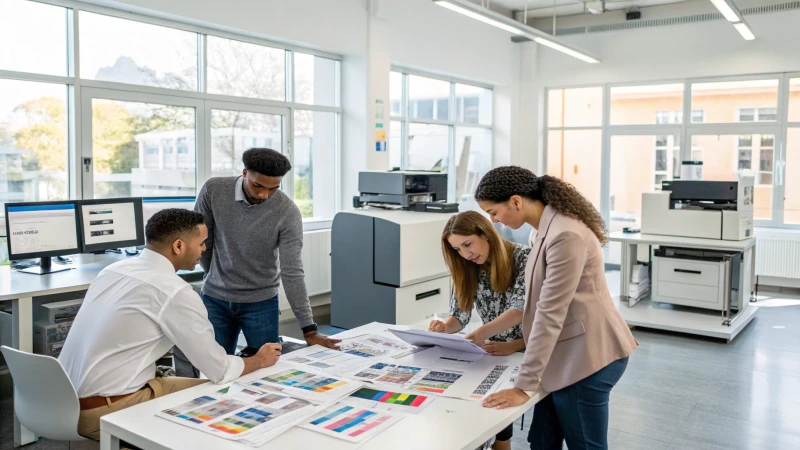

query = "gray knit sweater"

[{"left": 195, "top": 176, "right": 313, "bottom": 328}]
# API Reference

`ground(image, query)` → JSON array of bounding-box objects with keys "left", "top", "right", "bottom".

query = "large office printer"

[
  {"left": 330, "top": 209, "right": 455, "bottom": 329},
  {"left": 641, "top": 178, "right": 754, "bottom": 241},
  {"left": 353, "top": 171, "right": 458, "bottom": 213},
  {"left": 640, "top": 178, "right": 754, "bottom": 311}
]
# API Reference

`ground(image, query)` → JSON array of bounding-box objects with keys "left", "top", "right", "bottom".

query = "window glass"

[
  {"left": 80, "top": 12, "right": 198, "bottom": 91},
  {"left": 294, "top": 53, "right": 337, "bottom": 106},
  {"left": 691, "top": 80, "right": 778, "bottom": 123},
  {"left": 0, "top": 0, "right": 68, "bottom": 76},
  {"left": 0, "top": 79, "right": 69, "bottom": 210},
  {"left": 294, "top": 110, "right": 336, "bottom": 220},
  {"left": 610, "top": 84, "right": 684, "bottom": 125},
  {"left": 207, "top": 36, "right": 285, "bottom": 101}
]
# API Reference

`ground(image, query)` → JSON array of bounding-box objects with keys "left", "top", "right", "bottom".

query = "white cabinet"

[{"left": 652, "top": 256, "right": 726, "bottom": 311}]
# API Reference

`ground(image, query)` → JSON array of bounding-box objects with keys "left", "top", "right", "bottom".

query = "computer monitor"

[
  {"left": 4, "top": 201, "right": 82, "bottom": 275},
  {"left": 78, "top": 198, "right": 145, "bottom": 254},
  {"left": 142, "top": 197, "right": 196, "bottom": 224}
]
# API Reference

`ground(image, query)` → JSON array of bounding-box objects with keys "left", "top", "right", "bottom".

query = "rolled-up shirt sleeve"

[{"left": 159, "top": 287, "right": 244, "bottom": 384}]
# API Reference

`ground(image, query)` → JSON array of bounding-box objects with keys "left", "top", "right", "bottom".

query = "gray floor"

[{"left": 4, "top": 297, "right": 800, "bottom": 449}]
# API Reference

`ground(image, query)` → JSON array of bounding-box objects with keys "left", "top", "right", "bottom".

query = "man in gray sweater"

[{"left": 193, "top": 148, "right": 339, "bottom": 357}]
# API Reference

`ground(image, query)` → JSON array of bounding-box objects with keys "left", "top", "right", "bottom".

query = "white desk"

[
  {"left": 100, "top": 322, "right": 544, "bottom": 450},
  {"left": 609, "top": 231, "right": 757, "bottom": 341},
  {"left": 0, "top": 254, "right": 202, "bottom": 447}
]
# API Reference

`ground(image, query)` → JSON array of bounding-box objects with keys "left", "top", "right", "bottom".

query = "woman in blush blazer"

[{"left": 476, "top": 166, "right": 637, "bottom": 450}]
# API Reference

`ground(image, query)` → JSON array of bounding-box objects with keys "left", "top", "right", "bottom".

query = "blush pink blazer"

[{"left": 515, "top": 205, "right": 637, "bottom": 393}]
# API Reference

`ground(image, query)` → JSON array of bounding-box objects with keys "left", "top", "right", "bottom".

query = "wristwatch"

[{"left": 302, "top": 323, "right": 318, "bottom": 338}]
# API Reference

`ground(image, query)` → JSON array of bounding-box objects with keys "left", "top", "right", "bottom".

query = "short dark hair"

[
  {"left": 145, "top": 209, "right": 205, "bottom": 244},
  {"left": 242, "top": 148, "right": 291, "bottom": 177}
]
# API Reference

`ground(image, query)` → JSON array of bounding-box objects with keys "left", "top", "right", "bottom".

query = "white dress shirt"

[{"left": 59, "top": 249, "right": 244, "bottom": 398}]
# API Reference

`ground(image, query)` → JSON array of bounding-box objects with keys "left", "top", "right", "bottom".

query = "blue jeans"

[
  {"left": 201, "top": 293, "right": 280, "bottom": 355},
  {"left": 528, "top": 357, "right": 629, "bottom": 450}
]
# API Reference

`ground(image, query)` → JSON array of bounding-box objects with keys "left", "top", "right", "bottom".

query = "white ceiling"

[{"left": 473, "top": 0, "right": 691, "bottom": 17}]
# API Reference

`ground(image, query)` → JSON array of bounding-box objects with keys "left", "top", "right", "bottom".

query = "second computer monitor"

[{"left": 78, "top": 198, "right": 145, "bottom": 253}]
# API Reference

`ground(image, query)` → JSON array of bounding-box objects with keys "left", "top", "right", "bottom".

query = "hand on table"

[
  {"left": 482, "top": 388, "right": 530, "bottom": 410},
  {"left": 481, "top": 341, "right": 517, "bottom": 356},
  {"left": 428, "top": 320, "right": 447, "bottom": 333},
  {"left": 305, "top": 333, "right": 341, "bottom": 349},
  {"left": 255, "top": 343, "right": 282, "bottom": 368}
]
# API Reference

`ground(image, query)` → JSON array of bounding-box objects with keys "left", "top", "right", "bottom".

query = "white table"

[
  {"left": 0, "top": 253, "right": 202, "bottom": 447},
  {"left": 100, "top": 322, "right": 545, "bottom": 450},
  {"left": 609, "top": 231, "right": 757, "bottom": 341}
]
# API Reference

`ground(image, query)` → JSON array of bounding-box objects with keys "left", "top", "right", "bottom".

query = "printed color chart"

[
  {"left": 260, "top": 369, "right": 347, "bottom": 392},
  {"left": 303, "top": 405, "right": 403, "bottom": 443},
  {"left": 351, "top": 388, "right": 429, "bottom": 407}
]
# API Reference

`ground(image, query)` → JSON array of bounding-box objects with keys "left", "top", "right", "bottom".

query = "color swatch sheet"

[
  {"left": 350, "top": 362, "right": 425, "bottom": 386},
  {"left": 157, "top": 382, "right": 324, "bottom": 446},
  {"left": 301, "top": 404, "right": 404, "bottom": 443},
  {"left": 345, "top": 387, "right": 435, "bottom": 415},
  {"left": 285, "top": 345, "right": 369, "bottom": 372},
  {"left": 285, "top": 335, "right": 414, "bottom": 375},
  {"left": 338, "top": 334, "right": 414, "bottom": 358},
  {"left": 247, "top": 366, "right": 363, "bottom": 404}
]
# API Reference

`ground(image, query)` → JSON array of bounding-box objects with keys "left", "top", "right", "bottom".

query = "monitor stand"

[
  {"left": 19, "top": 257, "right": 71, "bottom": 275},
  {"left": 91, "top": 249, "right": 122, "bottom": 255}
]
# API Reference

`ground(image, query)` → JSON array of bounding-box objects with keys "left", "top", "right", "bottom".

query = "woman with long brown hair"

[
  {"left": 430, "top": 210, "right": 530, "bottom": 450},
  {"left": 475, "top": 166, "right": 637, "bottom": 450}
]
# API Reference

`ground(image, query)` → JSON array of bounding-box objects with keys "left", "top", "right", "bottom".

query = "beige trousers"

[{"left": 78, "top": 377, "right": 208, "bottom": 440}]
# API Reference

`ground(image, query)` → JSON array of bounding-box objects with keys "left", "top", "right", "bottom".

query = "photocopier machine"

[
  {"left": 640, "top": 178, "right": 754, "bottom": 312},
  {"left": 331, "top": 171, "right": 460, "bottom": 329}
]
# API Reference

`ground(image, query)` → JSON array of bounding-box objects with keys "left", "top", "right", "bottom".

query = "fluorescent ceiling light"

[
  {"left": 533, "top": 37, "right": 599, "bottom": 64},
  {"left": 435, "top": 1, "right": 524, "bottom": 35},
  {"left": 432, "top": 0, "right": 600, "bottom": 64},
  {"left": 709, "top": 0, "right": 742, "bottom": 22},
  {"left": 733, "top": 22, "right": 755, "bottom": 40}
]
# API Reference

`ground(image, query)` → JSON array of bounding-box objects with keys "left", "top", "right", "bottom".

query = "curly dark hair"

[
  {"left": 475, "top": 166, "right": 607, "bottom": 244},
  {"left": 145, "top": 209, "right": 205, "bottom": 245},
  {"left": 242, "top": 148, "right": 292, "bottom": 177}
]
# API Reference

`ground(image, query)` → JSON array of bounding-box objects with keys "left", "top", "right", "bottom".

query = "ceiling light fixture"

[
  {"left": 709, "top": 0, "right": 742, "bottom": 22},
  {"left": 707, "top": 0, "right": 755, "bottom": 41},
  {"left": 432, "top": 0, "right": 600, "bottom": 63},
  {"left": 733, "top": 21, "right": 755, "bottom": 40}
]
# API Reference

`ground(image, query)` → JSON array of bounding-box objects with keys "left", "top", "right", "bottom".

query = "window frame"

[
  {"left": 0, "top": 0, "right": 342, "bottom": 227},
  {"left": 544, "top": 72, "right": 796, "bottom": 230},
  {"left": 390, "top": 66, "right": 493, "bottom": 202}
]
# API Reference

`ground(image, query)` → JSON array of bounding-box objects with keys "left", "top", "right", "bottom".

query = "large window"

[
  {"left": 545, "top": 87, "right": 603, "bottom": 209},
  {"left": 546, "top": 75, "right": 799, "bottom": 231},
  {"left": 0, "top": 0, "right": 341, "bottom": 225},
  {"left": 80, "top": 12, "right": 198, "bottom": 91},
  {"left": 391, "top": 70, "right": 493, "bottom": 202},
  {"left": 0, "top": 79, "right": 69, "bottom": 209}
]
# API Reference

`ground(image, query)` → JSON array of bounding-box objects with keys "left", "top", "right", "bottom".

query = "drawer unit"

[
  {"left": 652, "top": 256, "right": 727, "bottom": 311},
  {"left": 656, "top": 257, "right": 720, "bottom": 287}
]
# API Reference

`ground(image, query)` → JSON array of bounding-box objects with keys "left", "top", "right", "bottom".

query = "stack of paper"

[
  {"left": 283, "top": 335, "right": 415, "bottom": 375},
  {"left": 629, "top": 264, "right": 650, "bottom": 302},
  {"left": 157, "top": 382, "right": 327, "bottom": 447}
]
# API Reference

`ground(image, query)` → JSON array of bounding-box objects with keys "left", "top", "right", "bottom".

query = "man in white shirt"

[{"left": 59, "top": 208, "right": 281, "bottom": 440}]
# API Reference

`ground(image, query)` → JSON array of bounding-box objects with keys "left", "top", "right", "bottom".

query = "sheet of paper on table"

[
  {"left": 344, "top": 386, "right": 436, "bottom": 415},
  {"left": 156, "top": 381, "right": 325, "bottom": 446},
  {"left": 245, "top": 365, "right": 364, "bottom": 405},
  {"left": 388, "top": 328, "right": 488, "bottom": 354},
  {"left": 301, "top": 403, "right": 405, "bottom": 444}
]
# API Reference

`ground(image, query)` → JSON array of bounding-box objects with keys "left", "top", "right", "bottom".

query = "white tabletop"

[
  {"left": 608, "top": 231, "right": 755, "bottom": 251},
  {"left": 101, "top": 322, "right": 543, "bottom": 450},
  {"left": 0, "top": 253, "right": 203, "bottom": 300}
]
